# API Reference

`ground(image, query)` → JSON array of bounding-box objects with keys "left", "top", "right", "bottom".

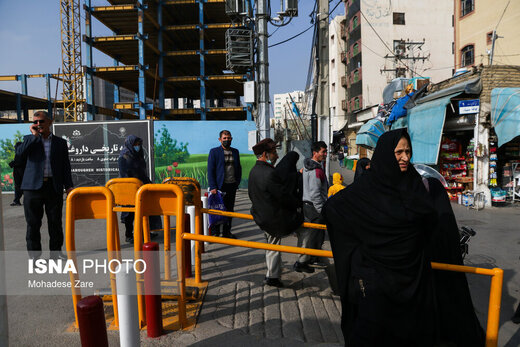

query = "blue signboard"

[{"left": 459, "top": 99, "right": 480, "bottom": 114}]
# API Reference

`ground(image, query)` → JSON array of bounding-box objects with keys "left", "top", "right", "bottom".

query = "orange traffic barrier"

[
  {"left": 65, "top": 187, "right": 120, "bottom": 328},
  {"left": 133, "top": 184, "right": 186, "bottom": 328},
  {"left": 163, "top": 177, "right": 204, "bottom": 284}
]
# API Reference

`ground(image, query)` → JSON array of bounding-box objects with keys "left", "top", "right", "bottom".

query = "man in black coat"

[
  {"left": 8, "top": 142, "right": 25, "bottom": 206},
  {"left": 248, "top": 138, "right": 303, "bottom": 287},
  {"left": 17, "top": 111, "right": 73, "bottom": 259}
]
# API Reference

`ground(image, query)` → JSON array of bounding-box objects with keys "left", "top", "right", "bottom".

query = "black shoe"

[
  {"left": 293, "top": 261, "right": 315, "bottom": 273},
  {"left": 221, "top": 231, "right": 237, "bottom": 239},
  {"left": 150, "top": 232, "right": 159, "bottom": 239},
  {"left": 264, "top": 277, "right": 284, "bottom": 288},
  {"left": 10, "top": 202, "right": 21, "bottom": 206},
  {"left": 309, "top": 260, "right": 328, "bottom": 269},
  {"left": 50, "top": 251, "right": 67, "bottom": 261},
  {"left": 126, "top": 237, "right": 134, "bottom": 243}
]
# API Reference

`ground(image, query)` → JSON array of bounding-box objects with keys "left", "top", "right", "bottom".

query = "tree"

[{"left": 154, "top": 125, "right": 190, "bottom": 166}]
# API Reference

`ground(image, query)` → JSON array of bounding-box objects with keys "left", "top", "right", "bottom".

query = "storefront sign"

[{"left": 459, "top": 99, "right": 480, "bottom": 114}]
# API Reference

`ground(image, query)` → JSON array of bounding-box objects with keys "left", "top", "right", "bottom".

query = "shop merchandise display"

[{"left": 439, "top": 137, "right": 473, "bottom": 201}]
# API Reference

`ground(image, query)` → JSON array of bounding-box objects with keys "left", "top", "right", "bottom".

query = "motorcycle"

[{"left": 459, "top": 226, "right": 476, "bottom": 260}]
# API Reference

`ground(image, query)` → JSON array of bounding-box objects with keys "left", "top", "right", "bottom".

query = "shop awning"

[
  {"left": 408, "top": 92, "right": 462, "bottom": 164},
  {"left": 356, "top": 119, "right": 386, "bottom": 149},
  {"left": 491, "top": 88, "right": 520, "bottom": 147}
]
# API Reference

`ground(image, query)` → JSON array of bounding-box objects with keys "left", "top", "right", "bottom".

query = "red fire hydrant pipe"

[
  {"left": 77, "top": 295, "right": 109, "bottom": 347},
  {"left": 143, "top": 242, "right": 163, "bottom": 338}
]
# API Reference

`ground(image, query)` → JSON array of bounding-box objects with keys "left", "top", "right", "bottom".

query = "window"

[
  {"left": 331, "top": 59, "right": 335, "bottom": 70},
  {"left": 487, "top": 31, "right": 494, "bottom": 45},
  {"left": 452, "top": 42, "right": 454, "bottom": 54},
  {"left": 393, "top": 12, "right": 405, "bottom": 25},
  {"left": 332, "top": 83, "right": 336, "bottom": 94},
  {"left": 354, "top": 97, "right": 360, "bottom": 110},
  {"left": 353, "top": 16, "right": 358, "bottom": 29},
  {"left": 353, "top": 70, "right": 359, "bottom": 83},
  {"left": 461, "top": 45, "right": 474, "bottom": 67},
  {"left": 460, "top": 0, "right": 474, "bottom": 17},
  {"left": 353, "top": 43, "right": 359, "bottom": 56}
]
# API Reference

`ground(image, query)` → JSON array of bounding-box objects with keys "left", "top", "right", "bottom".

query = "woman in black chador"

[
  {"left": 323, "top": 128, "right": 483, "bottom": 346},
  {"left": 274, "top": 151, "right": 302, "bottom": 202}
]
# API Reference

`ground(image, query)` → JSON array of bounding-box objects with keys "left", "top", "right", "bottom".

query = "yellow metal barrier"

[
  {"left": 194, "top": 208, "right": 503, "bottom": 347},
  {"left": 65, "top": 187, "right": 120, "bottom": 328},
  {"left": 133, "top": 184, "right": 186, "bottom": 328},
  {"left": 163, "top": 177, "right": 204, "bottom": 284}
]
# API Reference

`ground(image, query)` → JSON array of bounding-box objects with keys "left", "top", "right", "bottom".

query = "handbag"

[{"left": 208, "top": 191, "right": 229, "bottom": 228}]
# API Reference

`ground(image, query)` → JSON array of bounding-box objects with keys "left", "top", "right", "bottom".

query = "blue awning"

[
  {"left": 408, "top": 92, "right": 462, "bottom": 164},
  {"left": 356, "top": 119, "right": 386, "bottom": 149},
  {"left": 491, "top": 88, "right": 520, "bottom": 147}
]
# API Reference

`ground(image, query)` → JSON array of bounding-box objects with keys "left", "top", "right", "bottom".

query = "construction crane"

[{"left": 60, "top": 0, "right": 83, "bottom": 122}]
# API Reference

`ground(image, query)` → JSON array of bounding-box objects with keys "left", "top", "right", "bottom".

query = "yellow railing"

[{"left": 189, "top": 209, "right": 503, "bottom": 347}]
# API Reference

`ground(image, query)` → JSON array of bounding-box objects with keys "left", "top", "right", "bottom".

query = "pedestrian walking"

[
  {"left": 323, "top": 129, "right": 438, "bottom": 345},
  {"left": 338, "top": 148, "right": 345, "bottom": 168},
  {"left": 354, "top": 157, "right": 370, "bottom": 182},
  {"left": 207, "top": 130, "right": 242, "bottom": 238},
  {"left": 9, "top": 141, "right": 25, "bottom": 206},
  {"left": 327, "top": 172, "right": 345, "bottom": 197},
  {"left": 17, "top": 111, "right": 73, "bottom": 260},
  {"left": 294, "top": 141, "right": 328, "bottom": 273},
  {"left": 118, "top": 135, "right": 160, "bottom": 243},
  {"left": 249, "top": 140, "right": 303, "bottom": 288}
]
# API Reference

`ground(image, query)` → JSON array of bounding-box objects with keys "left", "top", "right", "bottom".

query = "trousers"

[
  {"left": 219, "top": 182, "right": 237, "bottom": 234},
  {"left": 23, "top": 179, "right": 64, "bottom": 257},
  {"left": 264, "top": 231, "right": 282, "bottom": 278}
]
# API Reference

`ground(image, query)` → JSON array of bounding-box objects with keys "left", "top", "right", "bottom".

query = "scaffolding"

[
  {"left": 83, "top": 0, "right": 254, "bottom": 121},
  {"left": 60, "top": 0, "right": 84, "bottom": 122}
]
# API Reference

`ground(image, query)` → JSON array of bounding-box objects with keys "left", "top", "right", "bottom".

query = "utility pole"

[
  {"left": 257, "top": 0, "right": 270, "bottom": 140},
  {"left": 317, "top": 0, "right": 330, "bottom": 179}
]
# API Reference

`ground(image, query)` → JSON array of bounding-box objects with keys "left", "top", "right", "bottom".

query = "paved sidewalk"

[{"left": 2, "top": 159, "right": 520, "bottom": 346}]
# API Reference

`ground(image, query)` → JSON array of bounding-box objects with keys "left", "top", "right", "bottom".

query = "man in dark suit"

[
  {"left": 207, "top": 130, "right": 242, "bottom": 238},
  {"left": 17, "top": 111, "right": 73, "bottom": 259}
]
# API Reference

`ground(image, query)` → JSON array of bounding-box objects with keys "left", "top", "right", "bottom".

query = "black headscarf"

[
  {"left": 354, "top": 157, "right": 370, "bottom": 181},
  {"left": 323, "top": 128, "right": 438, "bottom": 343},
  {"left": 275, "top": 151, "right": 303, "bottom": 202},
  {"left": 119, "top": 135, "right": 150, "bottom": 184}
]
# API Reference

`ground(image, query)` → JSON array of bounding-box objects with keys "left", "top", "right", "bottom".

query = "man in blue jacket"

[
  {"left": 17, "top": 111, "right": 73, "bottom": 260},
  {"left": 207, "top": 130, "right": 242, "bottom": 238}
]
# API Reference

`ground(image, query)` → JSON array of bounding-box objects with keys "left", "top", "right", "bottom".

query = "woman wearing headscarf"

[
  {"left": 353, "top": 157, "right": 371, "bottom": 182},
  {"left": 118, "top": 135, "right": 161, "bottom": 243},
  {"left": 274, "top": 151, "right": 302, "bottom": 202},
  {"left": 323, "top": 129, "right": 438, "bottom": 346}
]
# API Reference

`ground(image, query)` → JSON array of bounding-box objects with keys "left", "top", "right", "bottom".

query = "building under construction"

[{"left": 0, "top": 0, "right": 254, "bottom": 122}]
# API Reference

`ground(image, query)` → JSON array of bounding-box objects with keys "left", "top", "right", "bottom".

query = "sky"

[{"left": 0, "top": 0, "right": 344, "bottom": 113}]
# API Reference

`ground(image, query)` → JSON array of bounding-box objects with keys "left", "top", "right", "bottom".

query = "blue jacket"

[
  {"left": 207, "top": 146, "right": 241, "bottom": 190},
  {"left": 17, "top": 134, "right": 73, "bottom": 192}
]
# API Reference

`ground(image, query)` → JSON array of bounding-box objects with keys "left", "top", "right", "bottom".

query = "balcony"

[
  {"left": 340, "top": 22, "right": 347, "bottom": 40},
  {"left": 341, "top": 76, "right": 347, "bottom": 87},
  {"left": 341, "top": 52, "right": 347, "bottom": 64}
]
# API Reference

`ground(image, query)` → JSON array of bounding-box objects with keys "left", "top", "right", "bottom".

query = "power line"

[
  {"left": 268, "top": 0, "right": 342, "bottom": 48},
  {"left": 359, "top": 10, "right": 426, "bottom": 78}
]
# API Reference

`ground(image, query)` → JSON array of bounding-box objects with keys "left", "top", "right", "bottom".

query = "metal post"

[
  {"left": 84, "top": 0, "right": 94, "bottom": 120},
  {"left": 490, "top": 30, "right": 497, "bottom": 66},
  {"left": 77, "top": 296, "right": 109, "bottom": 347},
  {"left": 143, "top": 242, "right": 163, "bottom": 338},
  {"left": 0, "top": 192, "right": 9, "bottom": 347},
  {"left": 46, "top": 74, "right": 53, "bottom": 115},
  {"left": 20, "top": 74, "right": 28, "bottom": 95},
  {"left": 201, "top": 196, "right": 209, "bottom": 248},
  {"left": 16, "top": 93, "right": 22, "bottom": 123},
  {"left": 199, "top": 2, "right": 206, "bottom": 120},
  {"left": 257, "top": 0, "right": 270, "bottom": 140},
  {"left": 187, "top": 206, "right": 196, "bottom": 269},
  {"left": 157, "top": 1, "right": 165, "bottom": 119},
  {"left": 137, "top": 3, "right": 147, "bottom": 120},
  {"left": 113, "top": 55, "right": 121, "bottom": 120},
  {"left": 116, "top": 266, "right": 140, "bottom": 347}
]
